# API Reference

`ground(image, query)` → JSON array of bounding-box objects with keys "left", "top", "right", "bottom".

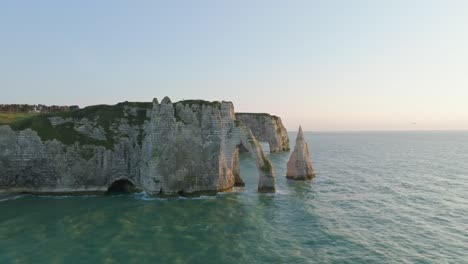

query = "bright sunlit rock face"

[{"left": 286, "top": 126, "right": 315, "bottom": 180}]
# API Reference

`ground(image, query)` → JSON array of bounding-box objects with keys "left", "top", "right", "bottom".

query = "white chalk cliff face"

[
  {"left": 286, "top": 126, "right": 315, "bottom": 180},
  {"left": 0, "top": 97, "right": 275, "bottom": 196}
]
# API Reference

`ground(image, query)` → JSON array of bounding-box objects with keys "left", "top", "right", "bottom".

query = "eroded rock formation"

[
  {"left": 0, "top": 97, "right": 275, "bottom": 196},
  {"left": 235, "top": 113, "right": 289, "bottom": 153},
  {"left": 286, "top": 126, "right": 315, "bottom": 180}
]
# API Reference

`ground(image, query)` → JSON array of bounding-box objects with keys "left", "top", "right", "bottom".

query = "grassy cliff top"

[
  {"left": 236, "top": 113, "right": 282, "bottom": 121},
  {"left": 176, "top": 100, "right": 222, "bottom": 108},
  {"left": 53, "top": 101, "right": 151, "bottom": 121},
  {"left": 6, "top": 101, "right": 152, "bottom": 148},
  {"left": 0, "top": 113, "right": 39, "bottom": 125},
  {"left": 236, "top": 113, "right": 272, "bottom": 117},
  {"left": 3, "top": 99, "right": 222, "bottom": 128}
]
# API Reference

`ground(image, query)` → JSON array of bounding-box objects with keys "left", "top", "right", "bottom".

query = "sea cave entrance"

[{"left": 107, "top": 179, "right": 138, "bottom": 194}]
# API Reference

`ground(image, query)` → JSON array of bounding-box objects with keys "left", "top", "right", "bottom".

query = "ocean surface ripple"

[{"left": 0, "top": 131, "right": 467, "bottom": 263}]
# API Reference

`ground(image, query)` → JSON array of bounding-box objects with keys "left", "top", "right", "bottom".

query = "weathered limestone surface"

[
  {"left": 235, "top": 113, "right": 289, "bottom": 153},
  {"left": 0, "top": 97, "right": 275, "bottom": 196},
  {"left": 286, "top": 126, "right": 315, "bottom": 180}
]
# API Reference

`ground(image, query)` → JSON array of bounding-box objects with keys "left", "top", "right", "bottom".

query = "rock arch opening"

[
  {"left": 235, "top": 113, "right": 290, "bottom": 153},
  {"left": 258, "top": 141, "right": 271, "bottom": 153},
  {"left": 107, "top": 179, "right": 138, "bottom": 194},
  {"left": 232, "top": 137, "right": 275, "bottom": 193}
]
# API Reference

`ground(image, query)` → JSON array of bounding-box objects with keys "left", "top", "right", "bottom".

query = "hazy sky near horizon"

[{"left": 1, "top": 0, "right": 468, "bottom": 131}]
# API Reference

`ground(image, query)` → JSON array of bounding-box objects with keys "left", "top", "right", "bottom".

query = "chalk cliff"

[
  {"left": 0, "top": 97, "right": 275, "bottom": 196},
  {"left": 286, "top": 126, "right": 315, "bottom": 180},
  {"left": 235, "top": 113, "right": 289, "bottom": 153}
]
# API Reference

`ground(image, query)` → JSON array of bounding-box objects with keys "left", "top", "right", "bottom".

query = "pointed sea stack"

[{"left": 286, "top": 126, "right": 315, "bottom": 180}]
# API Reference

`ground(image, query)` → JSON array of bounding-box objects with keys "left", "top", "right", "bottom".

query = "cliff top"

[
  {"left": 0, "top": 98, "right": 279, "bottom": 150},
  {"left": 1, "top": 99, "right": 230, "bottom": 148},
  {"left": 5, "top": 101, "right": 152, "bottom": 149},
  {"left": 236, "top": 112, "right": 271, "bottom": 116},
  {"left": 0, "top": 113, "right": 39, "bottom": 125},
  {"left": 177, "top": 99, "right": 222, "bottom": 108},
  {"left": 0, "top": 99, "right": 222, "bottom": 125},
  {"left": 236, "top": 112, "right": 282, "bottom": 121},
  {"left": 0, "top": 104, "right": 79, "bottom": 114}
]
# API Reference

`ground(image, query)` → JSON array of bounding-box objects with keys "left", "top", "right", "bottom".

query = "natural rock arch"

[
  {"left": 142, "top": 97, "right": 276, "bottom": 195},
  {"left": 234, "top": 124, "right": 276, "bottom": 192},
  {"left": 235, "top": 113, "right": 290, "bottom": 153}
]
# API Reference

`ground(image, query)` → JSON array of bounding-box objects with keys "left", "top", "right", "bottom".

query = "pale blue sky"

[{"left": 1, "top": 0, "right": 467, "bottom": 131}]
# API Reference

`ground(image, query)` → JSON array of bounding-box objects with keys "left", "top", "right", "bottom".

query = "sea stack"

[{"left": 286, "top": 126, "right": 315, "bottom": 180}]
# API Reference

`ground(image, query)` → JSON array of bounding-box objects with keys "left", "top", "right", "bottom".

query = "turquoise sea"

[{"left": 1, "top": 132, "right": 467, "bottom": 263}]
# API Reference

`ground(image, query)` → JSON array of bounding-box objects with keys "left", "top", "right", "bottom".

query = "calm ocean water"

[{"left": 1, "top": 131, "right": 467, "bottom": 264}]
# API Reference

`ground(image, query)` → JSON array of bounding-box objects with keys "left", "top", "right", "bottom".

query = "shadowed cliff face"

[
  {"left": 0, "top": 97, "right": 275, "bottom": 196},
  {"left": 235, "top": 113, "right": 290, "bottom": 153}
]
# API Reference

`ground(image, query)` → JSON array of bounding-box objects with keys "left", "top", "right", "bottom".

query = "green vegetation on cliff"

[
  {"left": 8, "top": 102, "right": 152, "bottom": 149},
  {"left": 177, "top": 100, "right": 221, "bottom": 108},
  {"left": 173, "top": 100, "right": 222, "bottom": 124},
  {"left": 10, "top": 114, "right": 108, "bottom": 147},
  {"left": 260, "top": 152, "right": 273, "bottom": 173},
  {"left": 0, "top": 113, "right": 38, "bottom": 125},
  {"left": 236, "top": 113, "right": 271, "bottom": 118},
  {"left": 53, "top": 102, "right": 151, "bottom": 127}
]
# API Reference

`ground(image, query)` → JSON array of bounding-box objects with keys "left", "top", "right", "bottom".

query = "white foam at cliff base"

[{"left": 0, "top": 194, "right": 26, "bottom": 202}]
